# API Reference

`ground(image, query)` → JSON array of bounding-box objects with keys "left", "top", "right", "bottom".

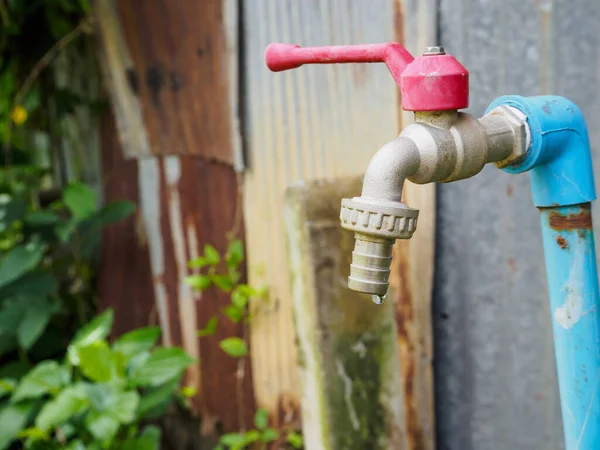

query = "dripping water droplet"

[{"left": 372, "top": 294, "right": 386, "bottom": 305}]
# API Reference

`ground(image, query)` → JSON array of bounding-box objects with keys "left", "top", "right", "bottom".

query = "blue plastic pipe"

[{"left": 486, "top": 96, "right": 600, "bottom": 448}]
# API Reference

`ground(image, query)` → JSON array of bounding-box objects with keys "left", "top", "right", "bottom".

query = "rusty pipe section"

[{"left": 340, "top": 106, "right": 530, "bottom": 298}]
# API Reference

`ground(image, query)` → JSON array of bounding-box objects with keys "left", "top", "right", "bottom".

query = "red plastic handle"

[
  {"left": 265, "top": 42, "right": 469, "bottom": 111},
  {"left": 265, "top": 42, "right": 414, "bottom": 87}
]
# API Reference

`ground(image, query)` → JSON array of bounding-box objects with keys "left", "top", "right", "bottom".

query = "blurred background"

[{"left": 0, "top": 0, "right": 598, "bottom": 449}]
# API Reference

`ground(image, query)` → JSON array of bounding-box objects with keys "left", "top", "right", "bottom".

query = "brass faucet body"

[{"left": 340, "top": 106, "right": 530, "bottom": 296}]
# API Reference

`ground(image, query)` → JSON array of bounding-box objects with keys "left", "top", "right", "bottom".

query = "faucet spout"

[{"left": 341, "top": 107, "right": 529, "bottom": 297}]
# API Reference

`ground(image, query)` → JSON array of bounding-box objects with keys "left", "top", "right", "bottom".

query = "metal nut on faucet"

[
  {"left": 340, "top": 197, "right": 418, "bottom": 297},
  {"left": 485, "top": 105, "right": 531, "bottom": 168},
  {"left": 339, "top": 197, "right": 419, "bottom": 239}
]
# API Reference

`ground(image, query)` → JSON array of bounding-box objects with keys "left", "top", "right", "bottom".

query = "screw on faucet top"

[{"left": 423, "top": 46, "right": 445, "bottom": 55}]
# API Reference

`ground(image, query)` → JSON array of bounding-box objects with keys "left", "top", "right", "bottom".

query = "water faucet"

[
  {"left": 265, "top": 42, "right": 530, "bottom": 300},
  {"left": 266, "top": 41, "right": 600, "bottom": 449}
]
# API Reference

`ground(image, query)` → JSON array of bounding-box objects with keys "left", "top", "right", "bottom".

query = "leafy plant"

[
  {"left": 186, "top": 240, "right": 303, "bottom": 449},
  {"left": 0, "top": 308, "right": 194, "bottom": 449},
  {"left": 0, "top": 179, "right": 136, "bottom": 363}
]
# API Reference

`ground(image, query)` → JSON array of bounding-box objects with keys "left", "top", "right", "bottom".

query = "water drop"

[{"left": 371, "top": 294, "right": 386, "bottom": 305}]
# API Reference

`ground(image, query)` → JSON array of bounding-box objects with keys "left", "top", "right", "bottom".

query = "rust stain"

[
  {"left": 506, "top": 184, "right": 513, "bottom": 197},
  {"left": 548, "top": 206, "right": 592, "bottom": 231},
  {"left": 178, "top": 158, "right": 256, "bottom": 432},
  {"left": 391, "top": 241, "right": 426, "bottom": 450},
  {"left": 117, "top": 0, "right": 235, "bottom": 162},
  {"left": 556, "top": 235, "right": 568, "bottom": 249},
  {"left": 508, "top": 258, "right": 517, "bottom": 273},
  {"left": 98, "top": 111, "right": 156, "bottom": 336}
]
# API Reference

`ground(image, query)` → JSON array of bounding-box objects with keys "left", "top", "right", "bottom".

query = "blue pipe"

[{"left": 486, "top": 96, "right": 600, "bottom": 448}]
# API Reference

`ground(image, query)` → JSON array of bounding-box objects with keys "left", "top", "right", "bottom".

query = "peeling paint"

[
  {"left": 138, "top": 157, "right": 172, "bottom": 345},
  {"left": 555, "top": 243, "right": 584, "bottom": 329}
]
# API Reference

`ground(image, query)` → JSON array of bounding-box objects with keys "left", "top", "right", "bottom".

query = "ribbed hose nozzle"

[{"left": 348, "top": 235, "right": 395, "bottom": 296}]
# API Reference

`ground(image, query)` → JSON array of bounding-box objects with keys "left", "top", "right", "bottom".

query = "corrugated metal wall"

[{"left": 435, "top": 0, "right": 600, "bottom": 449}]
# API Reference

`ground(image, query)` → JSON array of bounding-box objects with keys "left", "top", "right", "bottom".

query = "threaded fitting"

[{"left": 348, "top": 235, "right": 394, "bottom": 296}]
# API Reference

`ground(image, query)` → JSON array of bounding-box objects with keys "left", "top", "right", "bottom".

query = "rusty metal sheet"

[
  {"left": 98, "top": 111, "right": 155, "bottom": 335},
  {"left": 112, "top": 0, "right": 240, "bottom": 163},
  {"left": 137, "top": 156, "right": 255, "bottom": 432},
  {"left": 242, "top": 0, "right": 401, "bottom": 419},
  {"left": 97, "top": 0, "right": 254, "bottom": 435}
]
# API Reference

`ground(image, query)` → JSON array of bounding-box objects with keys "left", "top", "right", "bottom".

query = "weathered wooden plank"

[
  {"left": 242, "top": 0, "right": 400, "bottom": 420},
  {"left": 392, "top": 1, "right": 437, "bottom": 449},
  {"left": 284, "top": 177, "right": 408, "bottom": 450}
]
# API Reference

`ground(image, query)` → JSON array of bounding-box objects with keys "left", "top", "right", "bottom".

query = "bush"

[{"left": 0, "top": 308, "right": 194, "bottom": 449}]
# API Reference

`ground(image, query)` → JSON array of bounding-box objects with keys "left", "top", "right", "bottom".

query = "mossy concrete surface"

[{"left": 284, "top": 177, "right": 407, "bottom": 450}]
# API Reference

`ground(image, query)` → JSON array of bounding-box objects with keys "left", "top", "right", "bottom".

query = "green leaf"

[
  {"left": 0, "top": 379, "right": 15, "bottom": 398},
  {"left": 0, "top": 334, "right": 17, "bottom": 357},
  {"left": 131, "top": 347, "right": 194, "bottom": 387},
  {"left": 0, "top": 243, "right": 45, "bottom": 288},
  {"left": 68, "top": 309, "right": 114, "bottom": 365},
  {"left": 0, "top": 298, "right": 28, "bottom": 333},
  {"left": 85, "top": 411, "right": 119, "bottom": 445},
  {"left": 99, "top": 201, "right": 136, "bottom": 225},
  {"left": 22, "top": 86, "right": 40, "bottom": 113},
  {"left": 222, "top": 305, "right": 243, "bottom": 324},
  {"left": 185, "top": 274, "right": 211, "bottom": 291},
  {"left": 197, "top": 316, "right": 218, "bottom": 337},
  {"left": 254, "top": 408, "right": 269, "bottom": 430},
  {"left": 114, "top": 326, "right": 161, "bottom": 362},
  {"left": 24, "top": 210, "right": 58, "bottom": 226},
  {"left": 220, "top": 433, "right": 246, "bottom": 449},
  {"left": 212, "top": 274, "right": 233, "bottom": 292},
  {"left": 35, "top": 384, "right": 89, "bottom": 431},
  {"left": 232, "top": 286, "right": 252, "bottom": 309},
  {"left": 188, "top": 257, "right": 207, "bottom": 269},
  {"left": 0, "top": 401, "right": 35, "bottom": 450},
  {"left": 287, "top": 431, "right": 304, "bottom": 448},
  {"left": 244, "top": 430, "right": 261, "bottom": 444},
  {"left": 112, "top": 390, "right": 140, "bottom": 423},
  {"left": 219, "top": 337, "right": 248, "bottom": 357},
  {"left": 12, "top": 361, "right": 64, "bottom": 402},
  {"left": 0, "top": 198, "right": 26, "bottom": 230},
  {"left": 122, "top": 425, "right": 161, "bottom": 450},
  {"left": 16, "top": 426, "right": 49, "bottom": 441},
  {"left": 17, "top": 298, "right": 57, "bottom": 350},
  {"left": 63, "top": 183, "right": 97, "bottom": 221},
  {"left": 78, "top": 341, "right": 114, "bottom": 382},
  {"left": 0, "top": 273, "right": 57, "bottom": 299},
  {"left": 261, "top": 428, "right": 278, "bottom": 443},
  {"left": 136, "top": 375, "right": 181, "bottom": 419},
  {"left": 65, "top": 439, "right": 86, "bottom": 450},
  {"left": 54, "top": 219, "right": 76, "bottom": 243},
  {"left": 226, "top": 239, "right": 244, "bottom": 269},
  {"left": 204, "top": 244, "right": 220, "bottom": 265}
]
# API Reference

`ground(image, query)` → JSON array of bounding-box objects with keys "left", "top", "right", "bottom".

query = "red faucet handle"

[
  {"left": 265, "top": 42, "right": 469, "bottom": 111},
  {"left": 265, "top": 42, "right": 414, "bottom": 87}
]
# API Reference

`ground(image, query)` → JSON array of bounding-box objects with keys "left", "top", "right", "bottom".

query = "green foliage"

[
  {"left": 186, "top": 240, "right": 303, "bottom": 449},
  {"left": 0, "top": 0, "right": 92, "bottom": 149},
  {"left": 0, "top": 309, "right": 191, "bottom": 449},
  {"left": 219, "top": 337, "right": 248, "bottom": 358},
  {"left": 0, "top": 176, "right": 136, "bottom": 366}
]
